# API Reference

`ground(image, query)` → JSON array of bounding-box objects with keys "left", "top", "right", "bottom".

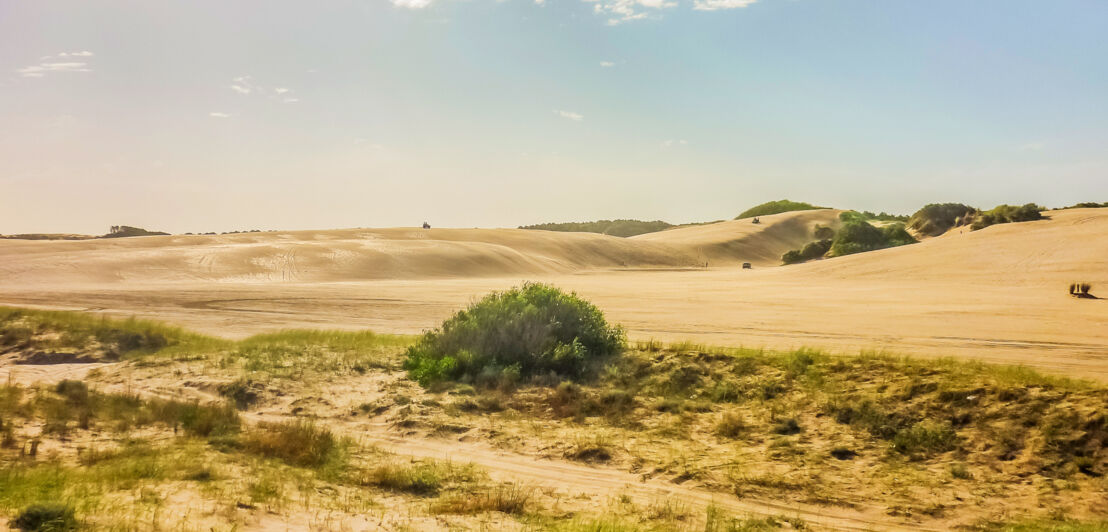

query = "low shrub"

[
  {"left": 404, "top": 283, "right": 625, "bottom": 386},
  {"left": 772, "top": 418, "right": 802, "bottom": 435},
  {"left": 11, "top": 503, "right": 77, "bottom": 531},
  {"left": 242, "top": 421, "right": 340, "bottom": 468},
  {"left": 1069, "top": 282, "right": 1094, "bottom": 298},
  {"left": 715, "top": 412, "right": 746, "bottom": 438}
]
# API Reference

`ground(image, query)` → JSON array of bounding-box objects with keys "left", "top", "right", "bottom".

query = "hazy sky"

[{"left": 2, "top": 0, "right": 1106, "bottom": 234}]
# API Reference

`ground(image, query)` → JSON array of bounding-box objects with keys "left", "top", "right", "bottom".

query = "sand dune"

[
  {"left": 0, "top": 210, "right": 836, "bottom": 284},
  {"left": 634, "top": 209, "right": 842, "bottom": 265},
  {"left": 1, "top": 208, "right": 1106, "bottom": 379}
]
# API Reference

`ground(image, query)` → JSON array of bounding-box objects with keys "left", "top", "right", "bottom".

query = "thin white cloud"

[
  {"left": 661, "top": 139, "right": 689, "bottom": 148},
  {"left": 600, "top": 61, "right": 615, "bottom": 67},
  {"left": 554, "top": 110, "right": 584, "bottom": 121},
  {"left": 17, "top": 62, "right": 91, "bottom": 78},
  {"left": 584, "top": 0, "right": 676, "bottom": 25},
  {"left": 209, "top": 112, "right": 230, "bottom": 118},
  {"left": 392, "top": 0, "right": 432, "bottom": 8},
  {"left": 692, "top": 0, "right": 757, "bottom": 10},
  {"left": 228, "top": 76, "right": 298, "bottom": 102},
  {"left": 535, "top": 0, "right": 545, "bottom": 4},
  {"left": 17, "top": 52, "right": 95, "bottom": 78}
]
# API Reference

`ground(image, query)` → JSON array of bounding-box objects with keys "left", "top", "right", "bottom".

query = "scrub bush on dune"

[{"left": 404, "top": 283, "right": 625, "bottom": 386}]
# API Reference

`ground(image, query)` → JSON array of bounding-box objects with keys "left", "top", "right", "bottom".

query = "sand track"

[{"left": 3, "top": 361, "right": 937, "bottom": 531}]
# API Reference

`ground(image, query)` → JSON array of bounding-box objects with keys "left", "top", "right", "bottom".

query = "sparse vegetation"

[
  {"left": 736, "top": 200, "right": 826, "bottom": 220},
  {"left": 3, "top": 308, "right": 1108, "bottom": 528},
  {"left": 404, "top": 283, "right": 625, "bottom": 386},
  {"left": 519, "top": 219, "right": 674, "bottom": 237}
]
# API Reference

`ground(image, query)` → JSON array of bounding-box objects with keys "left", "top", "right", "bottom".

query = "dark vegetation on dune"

[
  {"left": 907, "top": 203, "right": 978, "bottom": 236},
  {"left": 1059, "top": 201, "right": 1108, "bottom": 209},
  {"left": 782, "top": 211, "right": 916, "bottom": 264},
  {"left": 908, "top": 202, "right": 1047, "bottom": 236},
  {"left": 735, "top": 199, "right": 826, "bottom": 220},
  {"left": 404, "top": 283, "right": 625, "bottom": 387},
  {"left": 518, "top": 219, "right": 674, "bottom": 237},
  {"left": 100, "top": 226, "right": 169, "bottom": 238},
  {"left": 970, "top": 203, "right": 1043, "bottom": 231}
]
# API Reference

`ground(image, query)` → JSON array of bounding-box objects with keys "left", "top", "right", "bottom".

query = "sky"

[{"left": 1, "top": 0, "right": 1106, "bottom": 234}]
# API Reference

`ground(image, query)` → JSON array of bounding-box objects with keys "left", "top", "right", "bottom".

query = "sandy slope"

[{"left": 1, "top": 208, "right": 1106, "bottom": 379}]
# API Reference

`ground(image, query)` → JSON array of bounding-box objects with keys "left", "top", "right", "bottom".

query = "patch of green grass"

[
  {"left": 0, "top": 307, "right": 412, "bottom": 379},
  {"left": 1, "top": 382, "right": 239, "bottom": 441},
  {"left": 0, "top": 306, "right": 222, "bottom": 359}
]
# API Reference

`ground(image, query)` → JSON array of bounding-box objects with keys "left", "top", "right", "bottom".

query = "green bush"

[
  {"left": 907, "top": 203, "right": 977, "bottom": 236},
  {"left": 971, "top": 203, "right": 1043, "bottom": 231},
  {"left": 404, "top": 283, "right": 624, "bottom": 386},
  {"left": 827, "top": 221, "right": 916, "bottom": 257},
  {"left": 12, "top": 503, "right": 77, "bottom": 531},
  {"left": 736, "top": 200, "right": 826, "bottom": 220}
]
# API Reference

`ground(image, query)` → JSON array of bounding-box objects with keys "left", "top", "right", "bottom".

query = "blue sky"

[{"left": 1, "top": 0, "right": 1106, "bottom": 233}]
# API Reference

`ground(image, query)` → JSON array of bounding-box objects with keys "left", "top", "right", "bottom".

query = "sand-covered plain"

[{"left": 1, "top": 208, "right": 1105, "bottom": 379}]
